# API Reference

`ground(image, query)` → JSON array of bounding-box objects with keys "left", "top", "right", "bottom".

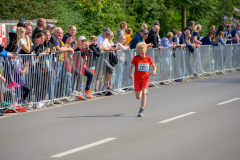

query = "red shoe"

[
  {"left": 107, "top": 85, "right": 113, "bottom": 90},
  {"left": 6, "top": 86, "right": 16, "bottom": 91},
  {"left": 12, "top": 81, "right": 20, "bottom": 87},
  {"left": 76, "top": 96, "right": 85, "bottom": 100},
  {"left": 85, "top": 90, "right": 92, "bottom": 98},
  {"left": 7, "top": 82, "right": 20, "bottom": 89}
]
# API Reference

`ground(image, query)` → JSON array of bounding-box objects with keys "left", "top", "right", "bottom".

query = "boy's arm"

[
  {"left": 152, "top": 63, "right": 156, "bottom": 76},
  {"left": 129, "top": 64, "right": 134, "bottom": 79}
]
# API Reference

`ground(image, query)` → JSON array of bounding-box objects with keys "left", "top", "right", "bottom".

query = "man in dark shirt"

[
  {"left": 50, "top": 27, "right": 74, "bottom": 100},
  {"left": 231, "top": 25, "right": 240, "bottom": 44},
  {"left": 32, "top": 18, "right": 46, "bottom": 40},
  {"left": 129, "top": 29, "right": 153, "bottom": 49},
  {"left": 146, "top": 24, "right": 159, "bottom": 48},
  {"left": 49, "top": 27, "right": 74, "bottom": 54},
  {"left": 180, "top": 29, "right": 196, "bottom": 75},
  {"left": 145, "top": 24, "right": 163, "bottom": 50}
]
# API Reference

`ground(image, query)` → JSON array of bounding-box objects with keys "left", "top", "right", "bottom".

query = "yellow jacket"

[{"left": 125, "top": 34, "right": 132, "bottom": 45}]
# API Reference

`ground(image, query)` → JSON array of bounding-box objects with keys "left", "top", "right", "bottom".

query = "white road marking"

[
  {"left": 158, "top": 112, "right": 196, "bottom": 124},
  {"left": 51, "top": 138, "right": 117, "bottom": 158},
  {"left": 216, "top": 98, "right": 240, "bottom": 105}
]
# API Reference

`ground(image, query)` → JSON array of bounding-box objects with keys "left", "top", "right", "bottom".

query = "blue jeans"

[
  {"left": 84, "top": 68, "right": 93, "bottom": 91},
  {"left": 114, "top": 60, "right": 124, "bottom": 89},
  {"left": 64, "top": 71, "right": 72, "bottom": 96},
  {"left": 54, "top": 62, "right": 72, "bottom": 97}
]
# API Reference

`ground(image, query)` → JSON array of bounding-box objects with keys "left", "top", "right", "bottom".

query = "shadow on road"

[{"left": 56, "top": 114, "right": 136, "bottom": 118}]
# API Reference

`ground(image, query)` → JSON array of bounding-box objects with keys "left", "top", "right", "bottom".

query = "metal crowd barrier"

[{"left": 0, "top": 44, "right": 239, "bottom": 114}]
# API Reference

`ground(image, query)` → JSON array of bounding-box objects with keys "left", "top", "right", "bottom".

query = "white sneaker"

[
  {"left": 72, "top": 90, "right": 80, "bottom": 95},
  {"left": 36, "top": 102, "right": 45, "bottom": 109},
  {"left": 66, "top": 97, "right": 75, "bottom": 102},
  {"left": 118, "top": 89, "right": 125, "bottom": 93}
]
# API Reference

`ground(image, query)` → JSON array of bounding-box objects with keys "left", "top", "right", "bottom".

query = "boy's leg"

[
  {"left": 140, "top": 87, "right": 148, "bottom": 110},
  {"left": 135, "top": 91, "right": 142, "bottom": 99},
  {"left": 136, "top": 79, "right": 149, "bottom": 117}
]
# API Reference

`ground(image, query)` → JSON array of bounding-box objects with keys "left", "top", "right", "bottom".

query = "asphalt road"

[{"left": 0, "top": 73, "right": 240, "bottom": 160}]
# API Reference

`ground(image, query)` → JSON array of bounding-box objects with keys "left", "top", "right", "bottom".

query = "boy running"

[{"left": 129, "top": 42, "right": 156, "bottom": 117}]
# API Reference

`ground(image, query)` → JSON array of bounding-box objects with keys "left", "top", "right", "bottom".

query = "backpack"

[{"left": 5, "top": 32, "right": 18, "bottom": 52}]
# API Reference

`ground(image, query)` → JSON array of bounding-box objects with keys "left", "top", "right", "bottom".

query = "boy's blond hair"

[
  {"left": 136, "top": 42, "right": 147, "bottom": 52},
  {"left": 90, "top": 36, "right": 98, "bottom": 41}
]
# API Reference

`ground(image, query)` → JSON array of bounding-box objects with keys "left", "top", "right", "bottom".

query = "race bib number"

[{"left": 138, "top": 63, "right": 149, "bottom": 71}]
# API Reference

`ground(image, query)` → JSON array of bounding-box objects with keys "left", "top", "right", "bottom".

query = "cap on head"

[
  {"left": 78, "top": 36, "right": 86, "bottom": 41},
  {"left": 104, "top": 28, "right": 112, "bottom": 34},
  {"left": 140, "top": 29, "right": 149, "bottom": 34},
  {"left": 19, "top": 18, "right": 25, "bottom": 22},
  {"left": 46, "top": 24, "right": 55, "bottom": 29}
]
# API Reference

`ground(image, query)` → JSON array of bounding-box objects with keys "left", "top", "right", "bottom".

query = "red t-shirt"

[{"left": 131, "top": 55, "right": 153, "bottom": 80}]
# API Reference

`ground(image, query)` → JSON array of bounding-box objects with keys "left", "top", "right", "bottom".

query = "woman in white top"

[
  {"left": 16, "top": 27, "right": 31, "bottom": 54},
  {"left": 115, "top": 35, "right": 129, "bottom": 92},
  {"left": 102, "top": 32, "right": 120, "bottom": 90}
]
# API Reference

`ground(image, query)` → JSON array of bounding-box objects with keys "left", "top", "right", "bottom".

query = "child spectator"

[
  {"left": 45, "top": 24, "right": 55, "bottom": 34},
  {"left": 1, "top": 41, "right": 18, "bottom": 92},
  {"left": 89, "top": 36, "right": 103, "bottom": 57},
  {"left": 215, "top": 31, "right": 226, "bottom": 45},
  {"left": 17, "top": 59, "right": 30, "bottom": 104},
  {"left": 16, "top": 27, "right": 31, "bottom": 54},
  {"left": 89, "top": 36, "right": 104, "bottom": 94},
  {"left": 201, "top": 31, "right": 221, "bottom": 46},
  {"left": 129, "top": 42, "right": 156, "bottom": 117},
  {"left": 125, "top": 28, "right": 133, "bottom": 45},
  {"left": 75, "top": 36, "right": 94, "bottom": 98},
  {"left": 43, "top": 30, "right": 59, "bottom": 53},
  {"left": 21, "top": 25, "right": 34, "bottom": 54},
  {"left": 115, "top": 35, "right": 130, "bottom": 93}
]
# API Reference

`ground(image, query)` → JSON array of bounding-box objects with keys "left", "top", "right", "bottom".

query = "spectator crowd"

[{"left": 0, "top": 17, "right": 240, "bottom": 113}]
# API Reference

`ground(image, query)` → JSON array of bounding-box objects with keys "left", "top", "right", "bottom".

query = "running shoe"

[
  {"left": 138, "top": 109, "right": 144, "bottom": 117},
  {"left": 107, "top": 85, "right": 113, "bottom": 90},
  {"left": 12, "top": 81, "right": 20, "bottom": 87},
  {"left": 118, "top": 89, "right": 125, "bottom": 93},
  {"left": 7, "top": 81, "right": 20, "bottom": 88},
  {"left": 85, "top": 90, "right": 92, "bottom": 98},
  {"left": 1, "top": 101, "right": 11, "bottom": 107},
  {"left": 54, "top": 100, "right": 61, "bottom": 104},
  {"left": 94, "top": 92, "right": 103, "bottom": 96},
  {"left": 76, "top": 96, "right": 85, "bottom": 100}
]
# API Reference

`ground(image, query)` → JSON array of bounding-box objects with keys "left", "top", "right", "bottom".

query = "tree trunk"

[{"left": 182, "top": 6, "right": 186, "bottom": 31}]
